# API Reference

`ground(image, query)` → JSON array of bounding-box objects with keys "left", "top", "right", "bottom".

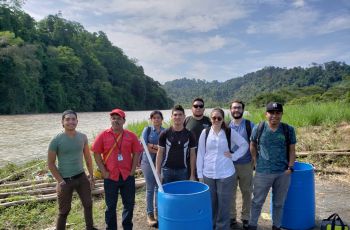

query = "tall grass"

[
  {"left": 245, "top": 102, "right": 350, "bottom": 128},
  {"left": 126, "top": 102, "right": 350, "bottom": 133}
]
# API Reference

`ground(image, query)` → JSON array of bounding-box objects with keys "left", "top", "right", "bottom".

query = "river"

[{"left": 0, "top": 109, "right": 226, "bottom": 167}]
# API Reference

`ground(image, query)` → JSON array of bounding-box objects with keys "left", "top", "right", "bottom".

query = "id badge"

[{"left": 117, "top": 153, "right": 123, "bottom": 161}]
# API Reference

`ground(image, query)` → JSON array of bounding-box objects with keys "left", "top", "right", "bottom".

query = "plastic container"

[
  {"left": 282, "top": 161, "right": 315, "bottom": 229},
  {"left": 158, "top": 181, "right": 212, "bottom": 230}
]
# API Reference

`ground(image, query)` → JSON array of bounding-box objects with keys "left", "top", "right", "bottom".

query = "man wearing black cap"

[
  {"left": 248, "top": 102, "right": 296, "bottom": 230},
  {"left": 92, "top": 108, "right": 142, "bottom": 230}
]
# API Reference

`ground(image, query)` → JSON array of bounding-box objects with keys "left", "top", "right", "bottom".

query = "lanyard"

[{"left": 113, "top": 132, "right": 123, "bottom": 154}]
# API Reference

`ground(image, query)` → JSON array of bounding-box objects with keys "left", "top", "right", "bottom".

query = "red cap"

[{"left": 110, "top": 108, "right": 125, "bottom": 119}]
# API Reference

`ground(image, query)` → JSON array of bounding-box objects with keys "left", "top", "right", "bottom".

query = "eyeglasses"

[
  {"left": 211, "top": 116, "right": 223, "bottom": 121},
  {"left": 193, "top": 104, "right": 204, "bottom": 108}
]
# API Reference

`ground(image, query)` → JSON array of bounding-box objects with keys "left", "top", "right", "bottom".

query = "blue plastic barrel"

[
  {"left": 282, "top": 161, "right": 315, "bottom": 229},
  {"left": 158, "top": 181, "right": 212, "bottom": 230}
]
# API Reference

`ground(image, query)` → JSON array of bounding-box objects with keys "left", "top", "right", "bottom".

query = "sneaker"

[
  {"left": 147, "top": 213, "right": 157, "bottom": 227},
  {"left": 242, "top": 219, "right": 249, "bottom": 230},
  {"left": 272, "top": 226, "right": 281, "bottom": 230}
]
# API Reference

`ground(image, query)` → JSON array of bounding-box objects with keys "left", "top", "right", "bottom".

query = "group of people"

[{"left": 48, "top": 98, "right": 296, "bottom": 230}]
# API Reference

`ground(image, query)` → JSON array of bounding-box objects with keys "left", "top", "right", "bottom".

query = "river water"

[{"left": 0, "top": 109, "right": 225, "bottom": 167}]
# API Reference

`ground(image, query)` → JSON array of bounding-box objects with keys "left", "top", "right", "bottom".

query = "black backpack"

[
  {"left": 256, "top": 121, "right": 291, "bottom": 159},
  {"left": 204, "top": 127, "right": 233, "bottom": 153}
]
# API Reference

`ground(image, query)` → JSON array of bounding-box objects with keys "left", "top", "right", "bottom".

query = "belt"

[{"left": 63, "top": 172, "right": 84, "bottom": 181}]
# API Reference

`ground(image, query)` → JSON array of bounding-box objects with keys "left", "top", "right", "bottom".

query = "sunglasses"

[
  {"left": 193, "top": 104, "right": 204, "bottom": 108},
  {"left": 211, "top": 116, "right": 223, "bottom": 121}
]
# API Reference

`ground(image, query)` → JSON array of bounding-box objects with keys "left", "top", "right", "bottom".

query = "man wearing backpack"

[
  {"left": 229, "top": 100, "right": 254, "bottom": 230},
  {"left": 248, "top": 102, "right": 296, "bottom": 230}
]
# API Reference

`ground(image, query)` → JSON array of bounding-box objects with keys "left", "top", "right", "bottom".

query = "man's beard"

[{"left": 231, "top": 112, "right": 243, "bottom": 119}]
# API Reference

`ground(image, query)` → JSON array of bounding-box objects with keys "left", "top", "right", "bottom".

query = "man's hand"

[
  {"left": 189, "top": 175, "right": 196, "bottom": 181},
  {"left": 56, "top": 180, "right": 66, "bottom": 193},
  {"left": 102, "top": 170, "right": 110, "bottom": 179},
  {"left": 89, "top": 177, "right": 95, "bottom": 189},
  {"left": 224, "top": 151, "right": 232, "bottom": 158},
  {"left": 198, "top": 178, "right": 204, "bottom": 183}
]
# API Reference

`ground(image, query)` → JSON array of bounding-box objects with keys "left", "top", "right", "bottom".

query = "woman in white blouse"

[{"left": 197, "top": 107, "right": 249, "bottom": 230}]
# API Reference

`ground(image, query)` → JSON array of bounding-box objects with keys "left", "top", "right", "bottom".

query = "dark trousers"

[
  {"left": 56, "top": 173, "right": 93, "bottom": 230},
  {"left": 104, "top": 176, "right": 135, "bottom": 230}
]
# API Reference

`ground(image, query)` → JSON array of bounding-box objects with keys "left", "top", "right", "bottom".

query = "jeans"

[
  {"left": 204, "top": 174, "right": 235, "bottom": 230},
  {"left": 56, "top": 173, "right": 93, "bottom": 230},
  {"left": 141, "top": 161, "right": 158, "bottom": 214},
  {"left": 231, "top": 162, "right": 253, "bottom": 221},
  {"left": 161, "top": 167, "right": 188, "bottom": 184},
  {"left": 249, "top": 172, "right": 291, "bottom": 228},
  {"left": 104, "top": 176, "right": 135, "bottom": 230}
]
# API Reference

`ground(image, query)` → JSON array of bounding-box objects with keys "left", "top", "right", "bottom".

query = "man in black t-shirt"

[
  {"left": 156, "top": 105, "right": 196, "bottom": 184},
  {"left": 184, "top": 97, "right": 212, "bottom": 146},
  {"left": 184, "top": 98, "right": 211, "bottom": 180}
]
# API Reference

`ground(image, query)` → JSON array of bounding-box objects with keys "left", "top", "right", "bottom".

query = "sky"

[{"left": 22, "top": 0, "right": 350, "bottom": 83}]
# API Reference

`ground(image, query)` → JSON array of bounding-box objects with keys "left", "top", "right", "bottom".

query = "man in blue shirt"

[
  {"left": 248, "top": 102, "right": 296, "bottom": 230},
  {"left": 229, "top": 100, "right": 254, "bottom": 230}
]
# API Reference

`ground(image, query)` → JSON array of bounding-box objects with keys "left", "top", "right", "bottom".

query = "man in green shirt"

[{"left": 48, "top": 110, "right": 96, "bottom": 230}]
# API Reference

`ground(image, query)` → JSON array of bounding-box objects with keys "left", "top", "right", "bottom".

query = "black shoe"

[
  {"left": 272, "top": 226, "right": 281, "bottom": 230},
  {"left": 242, "top": 220, "right": 249, "bottom": 230}
]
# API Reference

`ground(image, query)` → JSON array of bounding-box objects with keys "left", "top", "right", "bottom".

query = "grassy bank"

[{"left": 245, "top": 102, "right": 350, "bottom": 127}]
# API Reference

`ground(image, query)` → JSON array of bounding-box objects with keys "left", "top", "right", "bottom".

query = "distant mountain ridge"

[{"left": 162, "top": 61, "right": 350, "bottom": 107}]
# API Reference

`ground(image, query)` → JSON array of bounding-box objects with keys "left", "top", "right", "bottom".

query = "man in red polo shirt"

[{"left": 92, "top": 108, "right": 142, "bottom": 230}]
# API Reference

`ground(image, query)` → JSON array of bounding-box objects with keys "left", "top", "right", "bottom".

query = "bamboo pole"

[
  {"left": 297, "top": 151, "right": 350, "bottom": 157},
  {"left": 0, "top": 179, "right": 145, "bottom": 207}
]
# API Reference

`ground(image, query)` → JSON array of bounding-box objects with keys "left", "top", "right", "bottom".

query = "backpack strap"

[
  {"left": 204, "top": 127, "right": 210, "bottom": 149},
  {"left": 146, "top": 126, "right": 152, "bottom": 140},
  {"left": 281, "top": 122, "right": 291, "bottom": 162},
  {"left": 184, "top": 116, "right": 191, "bottom": 127},
  {"left": 225, "top": 128, "right": 232, "bottom": 153},
  {"left": 256, "top": 121, "right": 265, "bottom": 154},
  {"left": 245, "top": 119, "right": 252, "bottom": 141}
]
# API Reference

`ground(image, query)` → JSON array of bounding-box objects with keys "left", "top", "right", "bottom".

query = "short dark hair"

[
  {"left": 230, "top": 99, "right": 245, "bottom": 110},
  {"left": 62, "top": 110, "right": 77, "bottom": 121},
  {"left": 192, "top": 97, "right": 204, "bottom": 106},
  {"left": 172, "top": 104, "right": 185, "bottom": 114},
  {"left": 150, "top": 110, "right": 163, "bottom": 120}
]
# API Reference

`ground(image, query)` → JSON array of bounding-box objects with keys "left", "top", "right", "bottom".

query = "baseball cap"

[
  {"left": 266, "top": 102, "right": 283, "bottom": 112},
  {"left": 110, "top": 108, "right": 126, "bottom": 119}
]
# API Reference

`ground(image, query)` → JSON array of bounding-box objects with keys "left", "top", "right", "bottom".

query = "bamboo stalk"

[
  {"left": 0, "top": 179, "right": 145, "bottom": 207},
  {"left": 297, "top": 151, "right": 350, "bottom": 157}
]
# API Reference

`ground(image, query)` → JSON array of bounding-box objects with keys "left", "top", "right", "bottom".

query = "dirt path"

[{"left": 96, "top": 175, "right": 349, "bottom": 230}]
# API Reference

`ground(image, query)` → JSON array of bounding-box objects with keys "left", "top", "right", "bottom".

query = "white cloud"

[
  {"left": 317, "top": 14, "right": 350, "bottom": 35},
  {"left": 293, "top": 0, "right": 305, "bottom": 8},
  {"left": 246, "top": 7, "right": 319, "bottom": 38}
]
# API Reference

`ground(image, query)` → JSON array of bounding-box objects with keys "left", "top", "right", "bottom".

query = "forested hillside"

[
  {"left": 163, "top": 62, "right": 350, "bottom": 107},
  {"left": 0, "top": 5, "right": 173, "bottom": 114}
]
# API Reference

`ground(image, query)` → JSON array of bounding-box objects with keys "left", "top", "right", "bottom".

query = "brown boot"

[{"left": 147, "top": 213, "right": 157, "bottom": 227}]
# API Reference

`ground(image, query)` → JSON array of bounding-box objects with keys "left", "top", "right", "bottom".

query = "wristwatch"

[{"left": 287, "top": 166, "right": 294, "bottom": 172}]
